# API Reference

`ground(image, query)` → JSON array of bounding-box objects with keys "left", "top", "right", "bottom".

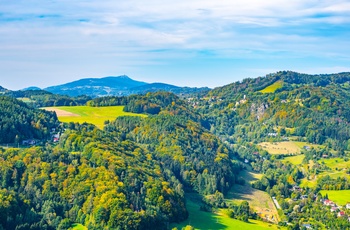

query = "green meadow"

[
  {"left": 301, "top": 157, "right": 350, "bottom": 188},
  {"left": 259, "top": 81, "right": 283, "bottom": 93},
  {"left": 171, "top": 193, "right": 283, "bottom": 230},
  {"left": 258, "top": 141, "right": 323, "bottom": 155},
  {"left": 282, "top": 155, "right": 305, "bottom": 165},
  {"left": 320, "top": 190, "right": 350, "bottom": 206},
  {"left": 45, "top": 106, "right": 147, "bottom": 129},
  {"left": 319, "top": 158, "right": 350, "bottom": 170},
  {"left": 71, "top": 223, "right": 87, "bottom": 230}
]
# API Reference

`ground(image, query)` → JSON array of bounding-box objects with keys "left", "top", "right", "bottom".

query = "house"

[
  {"left": 338, "top": 211, "right": 345, "bottom": 217},
  {"left": 244, "top": 159, "right": 249, "bottom": 164},
  {"left": 301, "top": 195, "right": 308, "bottom": 199},
  {"left": 346, "top": 203, "right": 350, "bottom": 209},
  {"left": 323, "top": 199, "right": 335, "bottom": 206},
  {"left": 268, "top": 132, "right": 278, "bottom": 137},
  {"left": 330, "top": 207, "right": 338, "bottom": 212},
  {"left": 322, "top": 155, "right": 329, "bottom": 158},
  {"left": 292, "top": 185, "right": 302, "bottom": 192},
  {"left": 304, "top": 146, "right": 311, "bottom": 150},
  {"left": 52, "top": 133, "right": 60, "bottom": 142},
  {"left": 22, "top": 139, "right": 36, "bottom": 145},
  {"left": 302, "top": 224, "right": 312, "bottom": 229}
]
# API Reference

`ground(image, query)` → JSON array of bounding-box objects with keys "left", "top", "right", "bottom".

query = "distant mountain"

[
  {"left": 44, "top": 76, "right": 210, "bottom": 97},
  {"left": 0, "top": 86, "right": 9, "bottom": 94},
  {"left": 21, "top": 86, "right": 42, "bottom": 91}
]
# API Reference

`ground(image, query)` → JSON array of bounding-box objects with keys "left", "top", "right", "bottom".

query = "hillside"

[
  {"left": 2, "top": 71, "right": 350, "bottom": 229},
  {"left": 44, "top": 75, "right": 210, "bottom": 97},
  {"left": 0, "top": 92, "right": 241, "bottom": 230},
  {"left": 0, "top": 96, "right": 59, "bottom": 144},
  {"left": 193, "top": 71, "right": 350, "bottom": 229}
]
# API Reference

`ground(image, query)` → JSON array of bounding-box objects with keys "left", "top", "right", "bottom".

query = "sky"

[{"left": 1, "top": 0, "right": 350, "bottom": 90}]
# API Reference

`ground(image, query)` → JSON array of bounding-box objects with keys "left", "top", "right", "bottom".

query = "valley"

[{"left": 1, "top": 71, "right": 350, "bottom": 229}]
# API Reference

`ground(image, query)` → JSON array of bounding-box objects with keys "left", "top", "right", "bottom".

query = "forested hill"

[
  {"left": 197, "top": 71, "right": 350, "bottom": 151},
  {"left": 0, "top": 96, "right": 59, "bottom": 143},
  {"left": 43, "top": 75, "right": 210, "bottom": 97},
  {"left": 209, "top": 71, "right": 350, "bottom": 98},
  {"left": 0, "top": 92, "right": 241, "bottom": 229},
  {"left": 2, "top": 71, "right": 350, "bottom": 229}
]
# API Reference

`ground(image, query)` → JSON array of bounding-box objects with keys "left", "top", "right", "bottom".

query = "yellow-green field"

[
  {"left": 44, "top": 106, "right": 147, "bottom": 129},
  {"left": 301, "top": 157, "right": 350, "bottom": 188},
  {"left": 18, "top": 97, "right": 34, "bottom": 103},
  {"left": 319, "top": 158, "right": 350, "bottom": 170},
  {"left": 259, "top": 81, "right": 283, "bottom": 94},
  {"left": 320, "top": 190, "right": 350, "bottom": 206},
  {"left": 71, "top": 223, "right": 87, "bottom": 230},
  {"left": 171, "top": 193, "right": 283, "bottom": 230},
  {"left": 282, "top": 155, "right": 305, "bottom": 165},
  {"left": 258, "top": 141, "right": 322, "bottom": 155}
]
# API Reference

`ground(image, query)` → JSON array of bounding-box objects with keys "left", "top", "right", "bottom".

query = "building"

[{"left": 338, "top": 211, "right": 345, "bottom": 217}]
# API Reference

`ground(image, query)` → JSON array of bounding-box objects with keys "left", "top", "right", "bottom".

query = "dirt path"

[{"left": 44, "top": 108, "right": 80, "bottom": 117}]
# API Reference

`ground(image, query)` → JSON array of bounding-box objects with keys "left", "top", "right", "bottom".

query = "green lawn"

[
  {"left": 259, "top": 81, "right": 283, "bottom": 94},
  {"left": 320, "top": 190, "right": 350, "bottom": 206},
  {"left": 171, "top": 193, "right": 283, "bottom": 230},
  {"left": 282, "top": 155, "right": 305, "bottom": 165},
  {"left": 44, "top": 106, "right": 147, "bottom": 129},
  {"left": 71, "top": 223, "right": 87, "bottom": 230}
]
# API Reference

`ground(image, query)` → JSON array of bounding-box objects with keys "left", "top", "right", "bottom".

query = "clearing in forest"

[
  {"left": 170, "top": 192, "right": 282, "bottom": 230},
  {"left": 259, "top": 81, "right": 283, "bottom": 93},
  {"left": 301, "top": 158, "right": 350, "bottom": 188},
  {"left": 320, "top": 190, "right": 350, "bottom": 206},
  {"left": 282, "top": 154, "right": 305, "bottom": 165},
  {"left": 226, "top": 170, "right": 280, "bottom": 224},
  {"left": 258, "top": 141, "right": 322, "bottom": 155},
  {"left": 44, "top": 106, "right": 147, "bottom": 129},
  {"left": 71, "top": 223, "right": 87, "bottom": 230}
]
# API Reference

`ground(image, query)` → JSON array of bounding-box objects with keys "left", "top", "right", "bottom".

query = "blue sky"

[{"left": 1, "top": 0, "right": 350, "bottom": 90}]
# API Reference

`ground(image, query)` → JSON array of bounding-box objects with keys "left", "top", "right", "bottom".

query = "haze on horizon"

[{"left": 1, "top": 0, "right": 350, "bottom": 90}]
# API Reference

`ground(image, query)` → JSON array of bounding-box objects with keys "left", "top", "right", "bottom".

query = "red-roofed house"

[{"left": 338, "top": 211, "right": 345, "bottom": 217}]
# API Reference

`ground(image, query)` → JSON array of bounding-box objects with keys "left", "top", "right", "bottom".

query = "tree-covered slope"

[
  {"left": 0, "top": 96, "right": 59, "bottom": 143},
  {"left": 198, "top": 71, "right": 350, "bottom": 151},
  {"left": 0, "top": 124, "right": 187, "bottom": 230},
  {"left": 0, "top": 92, "right": 241, "bottom": 229}
]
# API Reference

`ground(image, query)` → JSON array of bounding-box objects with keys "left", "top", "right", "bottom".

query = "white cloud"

[{"left": 0, "top": 0, "right": 350, "bottom": 88}]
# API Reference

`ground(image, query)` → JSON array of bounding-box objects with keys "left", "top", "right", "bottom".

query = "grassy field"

[
  {"left": 171, "top": 193, "right": 283, "bottom": 230},
  {"left": 259, "top": 81, "right": 283, "bottom": 94},
  {"left": 319, "top": 158, "right": 350, "bottom": 170},
  {"left": 18, "top": 97, "right": 34, "bottom": 103},
  {"left": 320, "top": 190, "right": 350, "bottom": 206},
  {"left": 281, "top": 155, "right": 305, "bottom": 165},
  {"left": 300, "top": 158, "right": 350, "bottom": 188},
  {"left": 44, "top": 106, "right": 147, "bottom": 129},
  {"left": 226, "top": 170, "right": 280, "bottom": 224},
  {"left": 71, "top": 223, "right": 87, "bottom": 230},
  {"left": 258, "top": 141, "right": 322, "bottom": 155}
]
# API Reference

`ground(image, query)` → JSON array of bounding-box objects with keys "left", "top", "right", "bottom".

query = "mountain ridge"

[{"left": 43, "top": 75, "right": 210, "bottom": 97}]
